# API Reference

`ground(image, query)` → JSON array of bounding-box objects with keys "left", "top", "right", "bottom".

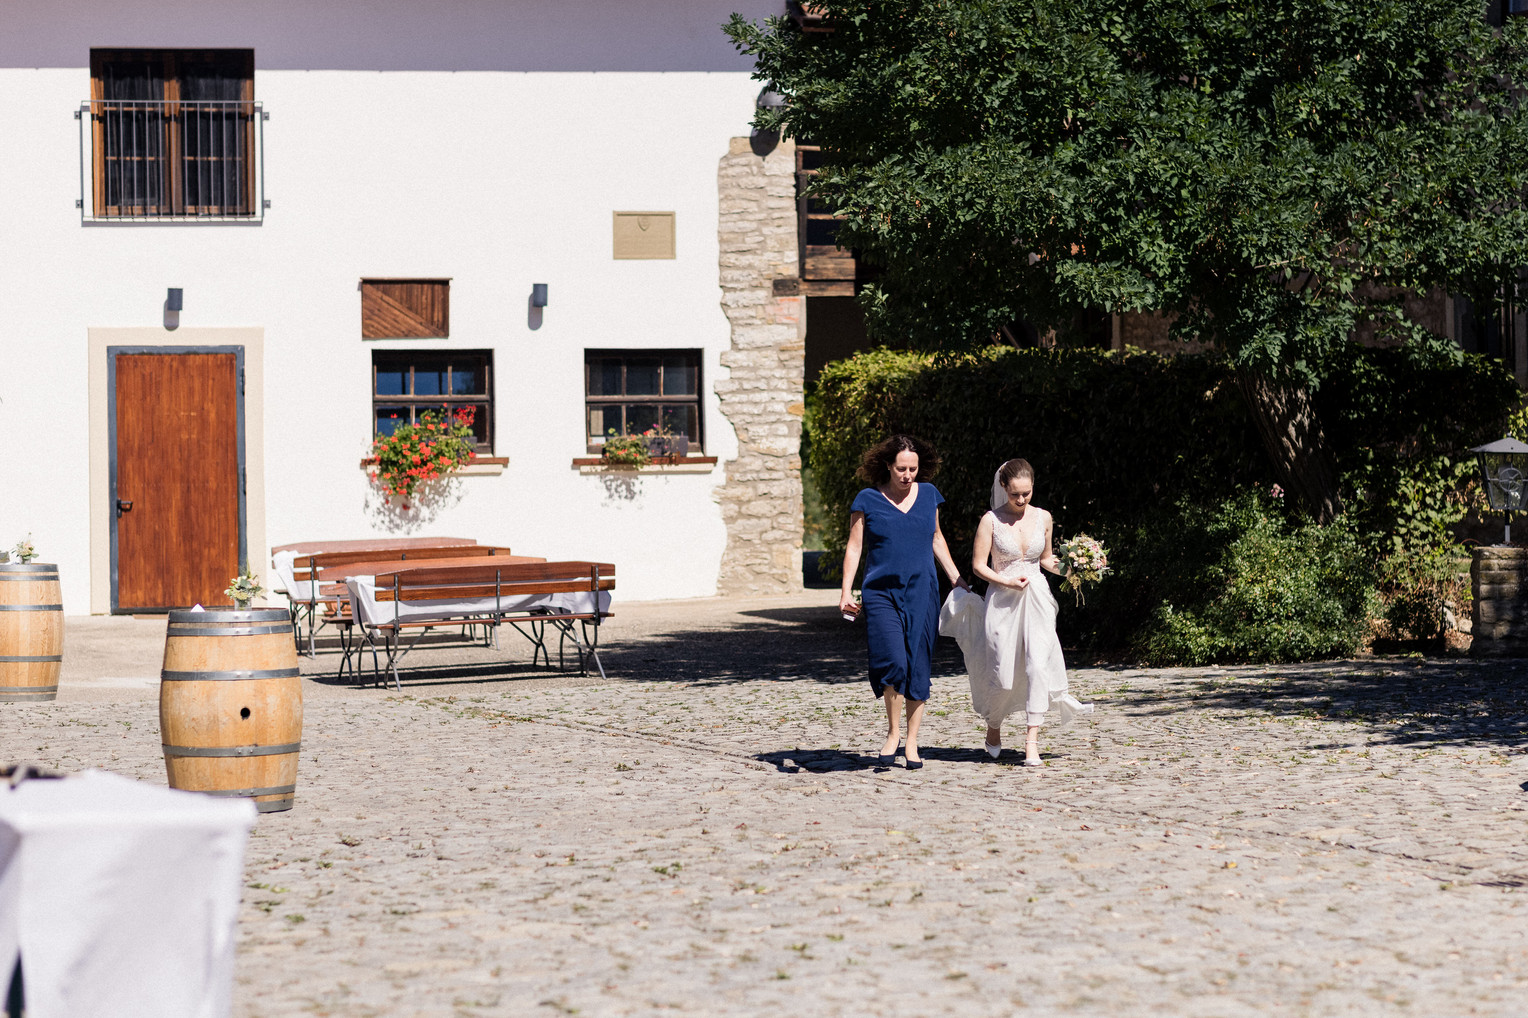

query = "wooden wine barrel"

[
  {"left": 160, "top": 609, "right": 303, "bottom": 813},
  {"left": 0, "top": 563, "right": 63, "bottom": 702}
]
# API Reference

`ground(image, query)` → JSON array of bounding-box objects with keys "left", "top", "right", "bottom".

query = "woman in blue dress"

[{"left": 839, "top": 435, "right": 968, "bottom": 769}]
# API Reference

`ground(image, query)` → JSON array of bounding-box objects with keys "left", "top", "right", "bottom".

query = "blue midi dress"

[{"left": 852, "top": 483, "right": 945, "bottom": 701}]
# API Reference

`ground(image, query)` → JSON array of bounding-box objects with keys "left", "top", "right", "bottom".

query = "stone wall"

[
  {"left": 714, "top": 136, "right": 805, "bottom": 595},
  {"left": 1471, "top": 546, "right": 1528, "bottom": 656}
]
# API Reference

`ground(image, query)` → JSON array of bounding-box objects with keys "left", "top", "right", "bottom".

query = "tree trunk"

[{"left": 1235, "top": 369, "right": 1343, "bottom": 524}]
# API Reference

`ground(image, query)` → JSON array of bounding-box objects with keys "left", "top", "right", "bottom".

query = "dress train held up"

[{"left": 939, "top": 511, "right": 1093, "bottom": 727}]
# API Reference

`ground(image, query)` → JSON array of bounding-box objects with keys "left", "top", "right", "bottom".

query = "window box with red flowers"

[{"left": 365, "top": 407, "right": 484, "bottom": 504}]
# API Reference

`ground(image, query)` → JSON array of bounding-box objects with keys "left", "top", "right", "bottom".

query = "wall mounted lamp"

[
  {"left": 166, "top": 288, "right": 184, "bottom": 311},
  {"left": 531, "top": 283, "right": 549, "bottom": 308}
]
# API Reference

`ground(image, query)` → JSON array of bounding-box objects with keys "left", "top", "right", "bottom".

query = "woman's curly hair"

[{"left": 857, "top": 434, "right": 941, "bottom": 486}]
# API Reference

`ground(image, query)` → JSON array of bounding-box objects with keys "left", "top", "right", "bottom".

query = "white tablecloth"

[
  {"left": 0, "top": 771, "right": 256, "bottom": 1018},
  {"left": 346, "top": 575, "right": 611, "bottom": 627}
]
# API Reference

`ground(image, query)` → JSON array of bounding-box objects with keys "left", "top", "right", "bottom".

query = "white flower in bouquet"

[
  {"left": 224, "top": 565, "right": 266, "bottom": 609},
  {"left": 1056, "top": 533, "right": 1110, "bottom": 605},
  {"left": 12, "top": 536, "right": 37, "bottom": 563}
]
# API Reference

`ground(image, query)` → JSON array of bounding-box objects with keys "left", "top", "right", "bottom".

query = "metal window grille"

[{"left": 77, "top": 100, "right": 266, "bottom": 223}]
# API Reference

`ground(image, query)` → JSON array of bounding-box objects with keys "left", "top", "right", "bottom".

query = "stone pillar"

[
  {"left": 714, "top": 136, "right": 805, "bottom": 595},
  {"left": 1470, "top": 547, "right": 1528, "bottom": 656}
]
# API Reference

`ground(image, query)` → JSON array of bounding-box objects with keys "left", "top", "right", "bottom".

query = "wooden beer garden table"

[{"left": 343, "top": 560, "right": 614, "bottom": 689}]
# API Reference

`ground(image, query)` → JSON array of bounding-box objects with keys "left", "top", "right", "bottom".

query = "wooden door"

[{"left": 113, "top": 350, "right": 244, "bottom": 611}]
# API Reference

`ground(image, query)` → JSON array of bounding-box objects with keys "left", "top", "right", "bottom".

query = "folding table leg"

[
  {"left": 336, "top": 624, "right": 353, "bottom": 684},
  {"left": 385, "top": 629, "right": 402, "bottom": 692}
]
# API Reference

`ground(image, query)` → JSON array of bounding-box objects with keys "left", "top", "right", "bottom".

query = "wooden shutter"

[{"left": 361, "top": 279, "right": 450, "bottom": 338}]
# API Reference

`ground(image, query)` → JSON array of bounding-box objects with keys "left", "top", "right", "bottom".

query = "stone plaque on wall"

[{"left": 612, "top": 211, "right": 676, "bottom": 259}]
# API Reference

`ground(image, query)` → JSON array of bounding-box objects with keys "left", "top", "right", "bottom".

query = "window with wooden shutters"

[
  {"left": 86, "top": 49, "right": 259, "bottom": 219},
  {"left": 372, "top": 350, "right": 492, "bottom": 452},
  {"left": 361, "top": 280, "right": 451, "bottom": 339}
]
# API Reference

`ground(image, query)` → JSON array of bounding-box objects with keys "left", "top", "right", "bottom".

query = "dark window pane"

[
  {"left": 626, "top": 404, "right": 661, "bottom": 435},
  {"left": 663, "top": 357, "right": 697, "bottom": 396},
  {"left": 375, "top": 407, "right": 408, "bottom": 436},
  {"left": 601, "top": 361, "right": 623, "bottom": 396},
  {"left": 662, "top": 405, "right": 700, "bottom": 442},
  {"left": 806, "top": 217, "right": 841, "bottom": 247},
  {"left": 449, "top": 362, "right": 482, "bottom": 395},
  {"left": 625, "top": 359, "right": 661, "bottom": 395},
  {"left": 375, "top": 366, "right": 406, "bottom": 396},
  {"left": 413, "top": 365, "right": 444, "bottom": 396},
  {"left": 586, "top": 359, "right": 619, "bottom": 397},
  {"left": 178, "top": 57, "right": 245, "bottom": 101}
]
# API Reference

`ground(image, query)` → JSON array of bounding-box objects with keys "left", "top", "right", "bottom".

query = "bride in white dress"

[{"left": 939, "top": 458, "right": 1093, "bottom": 766}]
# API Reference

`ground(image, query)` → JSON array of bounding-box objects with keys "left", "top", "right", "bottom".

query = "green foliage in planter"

[
  {"left": 601, "top": 430, "right": 651, "bottom": 468},
  {"left": 1130, "top": 493, "right": 1378, "bottom": 666}
]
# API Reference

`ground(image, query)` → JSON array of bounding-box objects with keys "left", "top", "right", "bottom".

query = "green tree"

[{"left": 727, "top": 0, "right": 1528, "bottom": 521}]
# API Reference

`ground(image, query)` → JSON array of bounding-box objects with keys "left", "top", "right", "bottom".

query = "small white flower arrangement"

[
  {"left": 12, "top": 536, "right": 37, "bottom": 563},
  {"left": 224, "top": 565, "right": 266, "bottom": 610}
]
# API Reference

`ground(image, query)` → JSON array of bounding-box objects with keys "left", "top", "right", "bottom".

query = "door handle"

[{"left": 116, "top": 499, "right": 134, "bottom": 517}]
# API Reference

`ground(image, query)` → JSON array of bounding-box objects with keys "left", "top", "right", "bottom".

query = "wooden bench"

[
  {"left": 345, "top": 561, "right": 615, "bottom": 689},
  {"left": 278, "top": 545, "right": 521, "bottom": 655}
]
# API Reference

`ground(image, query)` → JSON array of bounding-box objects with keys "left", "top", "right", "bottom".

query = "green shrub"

[
  {"left": 1318, "top": 346, "right": 1518, "bottom": 551},
  {"left": 1134, "top": 493, "right": 1379, "bottom": 666},
  {"left": 806, "top": 344, "right": 1516, "bottom": 660}
]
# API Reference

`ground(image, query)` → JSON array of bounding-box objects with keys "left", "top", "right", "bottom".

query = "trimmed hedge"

[
  {"left": 808, "top": 346, "right": 1270, "bottom": 579},
  {"left": 807, "top": 345, "right": 1518, "bottom": 660}
]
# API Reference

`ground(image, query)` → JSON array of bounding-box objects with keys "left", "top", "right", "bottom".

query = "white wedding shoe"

[{"left": 983, "top": 743, "right": 1001, "bottom": 759}]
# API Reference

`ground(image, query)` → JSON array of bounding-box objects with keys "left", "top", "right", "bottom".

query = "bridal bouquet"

[{"left": 1056, "top": 533, "right": 1110, "bottom": 605}]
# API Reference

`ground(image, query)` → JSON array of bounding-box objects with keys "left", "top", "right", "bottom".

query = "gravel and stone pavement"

[{"left": 7, "top": 590, "right": 1528, "bottom": 1016}]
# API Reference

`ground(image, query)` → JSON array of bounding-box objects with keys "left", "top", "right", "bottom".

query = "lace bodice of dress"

[{"left": 987, "top": 510, "right": 1044, "bottom": 578}]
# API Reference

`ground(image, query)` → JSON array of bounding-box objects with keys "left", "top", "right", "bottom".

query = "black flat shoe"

[
  {"left": 905, "top": 758, "right": 924, "bottom": 770},
  {"left": 876, "top": 754, "right": 896, "bottom": 766}
]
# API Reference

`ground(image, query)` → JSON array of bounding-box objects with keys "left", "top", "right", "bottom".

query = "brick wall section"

[
  {"left": 714, "top": 136, "right": 805, "bottom": 595},
  {"left": 1471, "top": 547, "right": 1528, "bottom": 656}
]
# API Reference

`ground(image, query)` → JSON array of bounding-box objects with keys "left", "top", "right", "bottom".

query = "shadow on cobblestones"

[
  {"left": 757, "top": 744, "right": 1016, "bottom": 772},
  {"left": 588, "top": 611, "right": 964, "bottom": 687},
  {"left": 298, "top": 612, "right": 971, "bottom": 688},
  {"left": 1119, "top": 657, "right": 1528, "bottom": 749}
]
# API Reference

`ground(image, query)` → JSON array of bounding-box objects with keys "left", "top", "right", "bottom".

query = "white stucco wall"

[{"left": 0, "top": 0, "right": 784, "bottom": 612}]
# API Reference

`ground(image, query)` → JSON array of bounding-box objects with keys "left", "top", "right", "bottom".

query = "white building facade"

[{"left": 0, "top": 0, "right": 808, "bottom": 614}]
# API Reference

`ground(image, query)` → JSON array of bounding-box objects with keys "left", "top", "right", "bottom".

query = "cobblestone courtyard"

[{"left": 7, "top": 591, "right": 1528, "bottom": 1016}]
